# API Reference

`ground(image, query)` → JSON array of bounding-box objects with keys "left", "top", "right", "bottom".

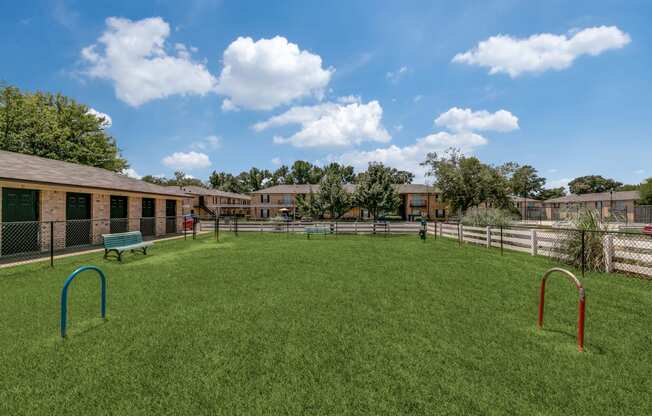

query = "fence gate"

[
  {"left": 66, "top": 193, "right": 92, "bottom": 247},
  {"left": 1, "top": 188, "right": 40, "bottom": 256}
]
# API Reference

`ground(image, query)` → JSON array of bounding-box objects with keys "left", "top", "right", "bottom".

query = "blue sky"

[{"left": 1, "top": 0, "right": 650, "bottom": 187}]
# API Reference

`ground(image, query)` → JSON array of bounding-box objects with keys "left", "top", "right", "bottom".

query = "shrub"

[
  {"left": 461, "top": 208, "right": 516, "bottom": 227},
  {"left": 553, "top": 208, "right": 607, "bottom": 271}
]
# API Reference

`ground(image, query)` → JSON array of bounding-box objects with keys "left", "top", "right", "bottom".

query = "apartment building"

[
  {"left": 172, "top": 185, "right": 251, "bottom": 217},
  {"left": 542, "top": 191, "right": 640, "bottom": 222},
  {"left": 249, "top": 183, "right": 448, "bottom": 220}
]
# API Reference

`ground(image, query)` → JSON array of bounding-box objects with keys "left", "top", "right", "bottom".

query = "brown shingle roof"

[
  {"left": 0, "top": 150, "right": 185, "bottom": 197},
  {"left": 173, "top": 185, "right": 251, "bottom": 200},
  {"left": 544, "top": 191, "right": 640, "bottom": 204}
]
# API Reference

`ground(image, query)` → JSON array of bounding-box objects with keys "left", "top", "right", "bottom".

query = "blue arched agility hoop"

[{"left": 60, "top": 266, "right": 107, "bottom": 338}]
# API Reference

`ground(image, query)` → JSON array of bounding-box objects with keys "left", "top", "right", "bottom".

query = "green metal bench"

[
  {"left": 305, "top": 226, "right": 331, "bottom": 239},
  {"left": 102, "top": 231, "right": 153, "bottom": 261}
]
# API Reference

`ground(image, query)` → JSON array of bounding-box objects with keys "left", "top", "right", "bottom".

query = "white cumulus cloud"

[
  {"left": 162, "top": 151, "right": 211, "bottom": 169},
  {"left": 87, "top": 108, "right": 112, "bottom": 128},
  {"left": 453, "top": 26, "right": 630, "bottom": 77},
  {"left": 215, "top": 36, "right": 333, "bottom": 111},
  {"left": 435, "top": 107, "right": 519, "bottom": 132},
  {"left": 253, "top": 100, "right": 390, "bottom": 148},
  {"left": 121, "top": 168, "right": 141, "bottom": 179},
  {"left": 81, "top": 17, "right": 216, "bottom": 106}
]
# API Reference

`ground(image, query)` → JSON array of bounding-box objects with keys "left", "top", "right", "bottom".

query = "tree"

[
  {"left": 242, "top": 167, "right": 271, "bottom": 191},
  {"left": 568, "top": 175, "right": 623, "bottom": 195},
  {"left": 209, "top": 171, "right": 250, "bottom": 193},
  {"left": 421, "top": 148, "right": 511, "bottom": 214},
  {"left": 141, "top": 175, "right": 167, "bottom": 186},
  {"left": 288, "top": 160, "right": 314, "bottom": 184},
  {"left": 510, "top": 165, "right": 545, "bottom": 198},
  {"left": 639, "top": 178, "right": 652, "bottom": 205},
  {"left": 269, "top": 165, "right": 290, "bottom": 186},
  {"left": 0, "top": 85, "right": 128, "bottom": 171},
  {"left": 171, "top": 171, "right": 204, "bottom": 187},
  {"left": 536, "top": 187, "right": 567, "bottom": 200},
  {"left": 296, "top": 187, "right": 325, "bottom": 219},
  {"left": 323, "top": 162, "right": 355, "bottom": 183},
  {"left": 317, "top": 171, "right": 352, "bottom": 219},
  {"left": 353, "top": 162, "right": 401, "bottom": 219}
]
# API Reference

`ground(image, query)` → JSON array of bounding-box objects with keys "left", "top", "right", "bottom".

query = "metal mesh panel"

[{"left": 0, "top": 221, "right": 42, "bottom": 261}]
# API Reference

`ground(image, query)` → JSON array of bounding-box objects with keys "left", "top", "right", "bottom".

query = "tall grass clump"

[
  {"left": 554, "top": 208, "right": 608, "bottom": 271},
  {"left": 461, "top": 208, "right": 516, "bottom": 227}
]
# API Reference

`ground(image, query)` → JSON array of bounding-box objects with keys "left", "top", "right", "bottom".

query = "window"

[
  {"left": 260, "top": 208, "right": 269, "bottom": 218},
  {"left": 614, "top": 201, "right": 625, "bottom": 210},
  {"left": 281, "top": 195, "right": 293, "bottom": 205},
  {"left": 411, "top": 195, "right": 425, "bottom": 207}
]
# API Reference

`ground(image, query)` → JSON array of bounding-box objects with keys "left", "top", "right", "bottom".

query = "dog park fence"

[
  {"left": 0, "top": 216, "right": 196, "bottom": 267},
  {"left": 431, "top": 222, "right": 652, "bottom": 278}
]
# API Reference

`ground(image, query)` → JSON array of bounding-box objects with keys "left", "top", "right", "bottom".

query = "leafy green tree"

[
  {"left": 510, "top": 165, "right": 546, "bottom": 198},
  {"left": 296, "top": 187, "right": 325, "bottom": 219},
  {"left": 639, "top": 178, "right": 652, "bottom": 205},
  {"left": 269, "top": 165, "right": 290, "bottom": 186},
  {"left": 536, "top": 187, "right": 567, "bottom": 200},
  {"left": 421, "top": 149, "right": 511, "bottom": 214},
  {"left": 317, "top": 171, "right": 352, "bottom": 219},
  {"left": 288, "top": 160, "right": 314, "bottom": 184},
  {"left": 171, "top": 171, "right": 204, "bottom": 187},
  {"left": 209, "top": 171, "right": 247, "bottom": 193},
  {"left": 353, "top": 162, "right": 401, "bottom": 219},
  {"left": 243, "top": 167, "right": 271, "bottom": 191},
  {"left": 0, "top": 85, "right": 128, "bottom": 171},
  {"left": 323, "top": 162, "right": 355, "bottom": 183},
  {"left": 568, "top": 175, "right": 623, "bottom": 194},
  {"left": 141, "top": 175, "right": 167, "bottom": 186}
]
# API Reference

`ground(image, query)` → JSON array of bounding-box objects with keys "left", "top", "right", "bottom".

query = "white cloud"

[
  {"left": 271, "top": 157, "right": 282, "bottom": 165},
  {"left": 336, "top": 95, "right": 361, "bottom": 104},
  {"left": 386, "top": 66, "right": 408, "bottom": 83},
  {"left": 548, "top": 168, "right": 558, "bottom": 174},
  {"left": 253, "top": 100, "right": 390, "bottom": 148},
  {"left": 413, "top": 95, "right": 423, "bottom": 103},
  {"left": 162, "top": 151, "right": 211, "bottom": 169},
  {"left": 435, "top": 107, "right": 519, "bottom": 132},
  {"left": 394, "top": 124, "right": 404, "bottom": 132},
  {"left": 635, "top": 169, "right": 645, "bottom": 175},
  {"left": 81, "top": 17, "right": 216, "bottom": 106},
  {"left": 221, "top": 99, "right": 239, "bottom": 112},
  {"left": 86, "top": 108, "right": 112, "bottom": 128},
  {"left": 453, "top": 26, "right": 630, "bottom": 77},
  {"left": 190, "top": 135, "right": 221, "bottom": 151},
  {"left": 333, "top": 131, "right": 487, "bottom": 182},
  {"left": 215, "top": 36, "right": 333, "bottom": 111},
  {"left": 121, "top": 168, "right": 141, "bottom": 179},
  {"left": 546, "top": 178, "right": 571, "bottom": 189}
]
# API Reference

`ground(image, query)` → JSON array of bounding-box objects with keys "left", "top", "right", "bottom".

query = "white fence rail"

[{"left": 431, "top": 223, "right": 652, "bottom": 278}]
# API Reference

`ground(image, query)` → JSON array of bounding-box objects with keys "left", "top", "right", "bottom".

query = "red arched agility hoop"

[{"left": 537, "top": 267, "right": 586, "bottom": 352}]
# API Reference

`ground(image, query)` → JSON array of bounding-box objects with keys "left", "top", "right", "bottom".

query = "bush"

[
  {"left": 553, "top": 208, "right": 607, "bottom": 271},
  {"left": 461, "top": 208, "right": 516, "bottom": 227}
]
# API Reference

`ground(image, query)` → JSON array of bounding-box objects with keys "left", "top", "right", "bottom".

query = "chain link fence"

[{"left": 0, "top": 216, "right": 192, "bottom": 267}]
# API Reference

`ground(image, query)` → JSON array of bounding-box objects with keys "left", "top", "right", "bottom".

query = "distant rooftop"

[
  {"left": 544, "top": 191, "right": 640, "bottom": 204},
  {"left": 172, "top": 185, "right": 251, "bottom": 200},
  {"left": 0, "top": 150, "right": 186, "bottom": 197}
]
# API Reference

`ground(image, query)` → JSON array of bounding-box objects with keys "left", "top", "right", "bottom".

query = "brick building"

[
  {"left": 249, "top": 183, "right": 448, "bottom": 220},
  {"left": 0, "top": 150, "right": 186, "bottom": 257}
]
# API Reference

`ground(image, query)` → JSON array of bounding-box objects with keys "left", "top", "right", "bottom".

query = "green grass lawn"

[{"left": 1, "top": 233, "right": 651, "bottom": 415}]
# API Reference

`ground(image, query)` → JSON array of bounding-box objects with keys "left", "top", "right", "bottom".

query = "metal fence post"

[
  {"left": 216, "top": 217, "right": 220, "bottom": 241},
  {"left": 50, "top": 221, "right": 54, "bottom": 267},
  {"left": 192, "top": 219, "right": 197, "bottom": 240},
  {"left": 500, "top": 226, "right": 504, "bottom": 256},
  {"left": 235, "top": 217, "right": 238, "bottom": 237},
  {"left": 581, "top": 229, "right": 586, "bottom": 277}
]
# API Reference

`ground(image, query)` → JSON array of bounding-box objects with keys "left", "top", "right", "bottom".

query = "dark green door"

[
  {"left": 110, "top": 196, "right": 128, "bottom": 233},
  {"left": 141, "top": 198, "right": 155, "bottom": 236},
  {"left": 66, "top": 193, "right": 91, "bottom": 247},
  {"left": 165, "top": 200, "right": 177, "bottom": 234},
  {"left": 1, "top": 188, "right": 40, "bottom": 256}
]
